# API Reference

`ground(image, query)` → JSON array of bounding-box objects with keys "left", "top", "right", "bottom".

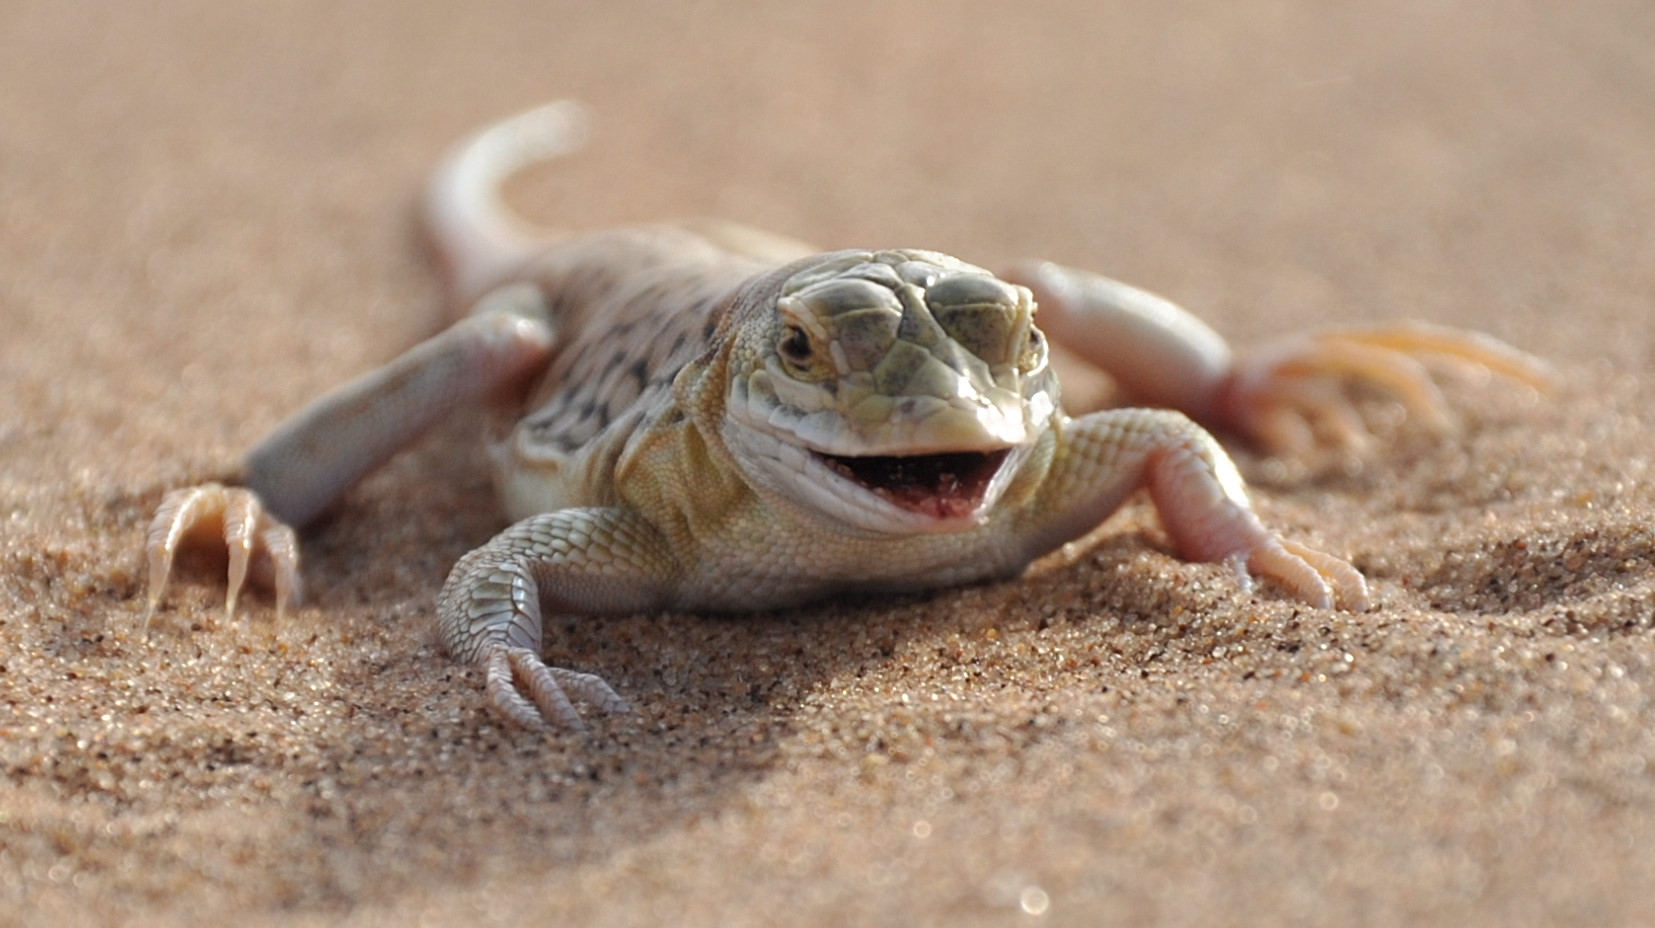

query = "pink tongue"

[{"left": 822, "top": 449, "right": 1010, "bottom": 519}]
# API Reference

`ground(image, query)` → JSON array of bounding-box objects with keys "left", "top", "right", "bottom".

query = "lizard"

[{"left": 142, "top": 101, "right": 1554, "bottom": 730}]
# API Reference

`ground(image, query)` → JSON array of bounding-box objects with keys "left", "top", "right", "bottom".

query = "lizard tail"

[{"left": 423, "top": 100, "right": 588, "bottom": 307}]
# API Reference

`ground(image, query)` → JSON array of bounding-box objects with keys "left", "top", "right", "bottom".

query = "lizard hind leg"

[
  {"left": 1003, "top": 260, "right": 1553, "bottom": 459},
  {"left": 143, "top": 483, "right": 301, "bottom": 632}
]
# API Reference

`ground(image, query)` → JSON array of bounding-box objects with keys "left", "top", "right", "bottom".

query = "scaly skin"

[{"left": 145, "top": 102, "right": 1552, "bottom": 730}]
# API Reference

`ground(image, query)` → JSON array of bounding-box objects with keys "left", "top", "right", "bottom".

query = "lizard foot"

[
  {"left": 484, "top": 645, "right": 631, "bottom": 730},
  {"left": 143, "top": 482, "right": 301, "bottom": 632},
  {"left": 1239, "top": 536, "right": 1371, "bottom": 612},
  {"left": 1220, "top": 322, "right": 1555, "bottom": 457}
]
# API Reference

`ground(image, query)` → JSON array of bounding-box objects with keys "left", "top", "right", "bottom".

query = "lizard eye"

[
  {"left": 780, "top": 325, "right": 813, "bottom": 365},
  {"left": 1020, "top": 326, "right": 1047, "bottom": 371}
]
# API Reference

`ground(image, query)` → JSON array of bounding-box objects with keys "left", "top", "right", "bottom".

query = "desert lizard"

[{"left": 144, "top": 102, "right": 1552, "bottom": 729}]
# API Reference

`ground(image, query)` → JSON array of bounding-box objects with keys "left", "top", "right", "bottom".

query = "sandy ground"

[{"left": 5, "top": 1, "right": 1655, "bottom": 925}]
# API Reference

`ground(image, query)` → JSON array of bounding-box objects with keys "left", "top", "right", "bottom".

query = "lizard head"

[{"left": 721, "top": 249, "right": 1058, "bottom": 534}]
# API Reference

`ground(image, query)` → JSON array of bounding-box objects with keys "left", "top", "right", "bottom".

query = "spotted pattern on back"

[{"left": 520, "top": 285, "right": 724, "bottom": 454}]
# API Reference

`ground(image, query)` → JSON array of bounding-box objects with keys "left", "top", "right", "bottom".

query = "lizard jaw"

[
  {"left": 813, "top": 449, "right": 1012, "bottom": 522},
  {"left": 721, "top": 417, "right": 1027, "bottom": 534}
]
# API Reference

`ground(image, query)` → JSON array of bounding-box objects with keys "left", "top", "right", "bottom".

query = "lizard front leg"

[
  {"left": 1004, "top": 260, "right": 1553, "bottom": 456},
  {"left": 144, "top": 290, "right": 555, "bottom": 624},
  {"left": 246, "top": 288, "right": 556, "bottom": 527},
  {"left": 1025, "top": 408, "right": 1369, "bottom": 611},
  {"left": 436, "top": 507, "right": 680, "bottom": 729}
]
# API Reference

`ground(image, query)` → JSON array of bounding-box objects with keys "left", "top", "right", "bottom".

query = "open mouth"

[{"left": 816, "top": 448, "right": 1013, "bottom": 520}]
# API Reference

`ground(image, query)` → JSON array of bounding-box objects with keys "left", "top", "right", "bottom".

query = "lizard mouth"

[{"left": 816, "top": 448, "right": 1013, "bottom": 520}]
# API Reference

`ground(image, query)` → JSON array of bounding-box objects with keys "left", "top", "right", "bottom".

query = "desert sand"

[{"left": 4, "top": 2, "right": 1655, "bottom": 925}]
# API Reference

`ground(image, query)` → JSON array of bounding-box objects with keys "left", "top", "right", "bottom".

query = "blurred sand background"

[{"left": 4, "top": 1, "right": 1655, "bottom": 925}]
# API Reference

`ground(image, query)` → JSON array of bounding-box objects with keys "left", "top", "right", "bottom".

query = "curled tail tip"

[
  {"left": 474, "top": 99, "right": 590, "bottom": 164},
  {"left": 445, "top": 99, "right": 590, "bottom": 181},
  {"left": 425, "top": 100, "right": 589, "bottom": 305}
]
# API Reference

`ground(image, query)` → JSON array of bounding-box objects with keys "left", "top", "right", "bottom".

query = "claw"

[
  {"left": 1321, "top": 322, "right": 1558, "bottom": 392},
  {"left": 142, "top": 483, "right": 301, "bottom": 634},
  {"left": 1247, "top": 405, "right": 1318, "bottom": 458},
  {"left": 1245, "top": 539, "right": 1332, "bottom": 610},
  {"left": 1280, "top": 538, "right": 1370, "bottom": 611},
  {"left": 1225, "top": 322, "right": 1552, "bottom": 458},
  {"left": 485, "top": 645, "right": 629, "bottom": 730},
  {"left": 223, "top": 490, "right": 258, "bottom": 621},
  {"left": 1283, "top": 340, "right": 1451, "bottom": 432},
  {"left": 1244, "top": 537, "right": 1370, "bottom": 612},
  {"left": 145, "top": 484, "right": 215, "bottom": 633},
  {"left": 1252, "top": 376, "right": 1376, "bottom": 454},
  {"left": 260, "top": 522, "right": 301, "bottom": 619}
]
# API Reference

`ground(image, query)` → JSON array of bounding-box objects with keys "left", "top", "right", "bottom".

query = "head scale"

[{"left": 721, "top": 249, "right": 1057, "bottom": 533}]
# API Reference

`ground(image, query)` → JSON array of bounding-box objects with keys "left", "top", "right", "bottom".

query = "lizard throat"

[{"left": 815, "top": 449, "right": 1013, "bottom": 521}]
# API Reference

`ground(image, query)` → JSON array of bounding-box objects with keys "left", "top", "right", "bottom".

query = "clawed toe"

[
  {"left": 1321, "top": 322, "right": 1557, "bottom": 392},
  {"left": 1279, "top": 539, "right": 1370, "bottom": 612},
  {"left": 1226, "top": 322, "right": 1552, "bottom": 458},
  {"left": 547, "top": 665, "right": 632, "bottom": 715},
  {"left": 1292, "top": 337, "right": 1453, "bottom": 431},
  {"left": 143, "top": 483, "right": 301, "bottom": 633},
  {"left": 485, "top": 645, "right": 629, "bottom": 729},
  {"left": 1245, "top": 537, "right": 1370, "bottom": 612},
  {"left": 1248, "top": 376, "right": 1379, "bottom": 456}
]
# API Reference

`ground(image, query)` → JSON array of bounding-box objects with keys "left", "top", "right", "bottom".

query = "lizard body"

[{"left": 146, "top": 102, "right": 1552, "bottom": 729}]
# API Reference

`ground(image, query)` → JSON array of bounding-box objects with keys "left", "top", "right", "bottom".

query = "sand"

[{"left": 4, "top": 1, "right": 1655, "bottom": 925}]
